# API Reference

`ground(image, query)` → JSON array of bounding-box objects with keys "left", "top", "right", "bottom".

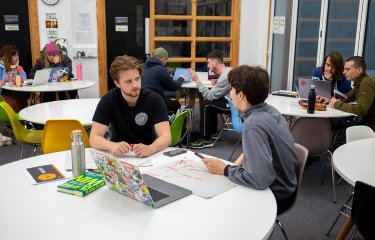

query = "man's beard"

[{"left": 122, "top": 88, "right": 141, "bottom": 98}]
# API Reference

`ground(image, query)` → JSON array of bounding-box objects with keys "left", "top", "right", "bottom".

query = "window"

[{"left": 150, "top": 0, "right": 240, "bottom": 69}]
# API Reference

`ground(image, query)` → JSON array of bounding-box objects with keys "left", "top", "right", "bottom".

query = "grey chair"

[
  {"left": 290, "top": 117, "right": 337, "bottom": 203},
  {"left": 276, "top": 143, "right": 308, "bottom": 240}
]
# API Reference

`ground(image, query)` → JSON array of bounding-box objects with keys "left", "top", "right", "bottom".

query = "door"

[
  {"left": 269, "top": 0, "right": 293, "bottom": 92},
  {"left": 322, "top": 0, "right": 360, "bottom": 59},
  {"left": 0, "top": 0, "right": 32, "bottom": 76},
  {"left": 292, "top": 0, "right": 322, "bottom": 89},
  {"left": 105, "top": 0, "right": 149, "bottom": 90},
  {"left": 362, "top": 0, "right": 375, "bottom": 76}
]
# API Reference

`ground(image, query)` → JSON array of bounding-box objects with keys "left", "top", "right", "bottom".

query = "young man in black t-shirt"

[{"left": 90, "top": 55, "right": 171, "bottom": 157}]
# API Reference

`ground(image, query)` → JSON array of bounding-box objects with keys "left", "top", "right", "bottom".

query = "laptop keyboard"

[{"left": 147, "top": 187, "right": 169, "bottom": 202}]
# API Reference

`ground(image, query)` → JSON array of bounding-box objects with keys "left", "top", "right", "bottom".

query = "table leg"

[
  {"left": 336, "top": 218, "right": 353, "bottom": 240},
  {"left": 55, "top": 92, "right": 60, "bottom": 100},
  {"left": 65, "top": 91, "right": 70, "bottom": 99}
]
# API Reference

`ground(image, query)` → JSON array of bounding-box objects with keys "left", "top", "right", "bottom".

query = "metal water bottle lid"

[
  {"left": 71, "top": 130, "right": 82, "bottom": 140},
  {"left": 311, "top": 85, "right": 315, "bottom": 89}
]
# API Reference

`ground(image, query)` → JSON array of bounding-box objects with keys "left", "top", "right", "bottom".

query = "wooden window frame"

[{"left": 150, "top": 0, "right": 241, "bottom": 68}]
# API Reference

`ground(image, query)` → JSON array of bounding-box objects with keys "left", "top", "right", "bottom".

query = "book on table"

[
  {"left": 24, "top": 164, "right": 66, "bottom": 185},
  {"left": 57, "top": 171, "right": 105, "bottom": 197}
]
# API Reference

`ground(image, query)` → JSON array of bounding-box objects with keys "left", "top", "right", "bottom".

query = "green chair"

[
  {"left": 0, "top": 102, "right": 43, "bottom": 158},
  {"left": 170, "top": 108, "right": 192, "bottom": 147}
]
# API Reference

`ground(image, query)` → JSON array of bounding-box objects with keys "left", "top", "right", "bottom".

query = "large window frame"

[{"left": 150, "top": 0, "right": 241, "bottom": 68}]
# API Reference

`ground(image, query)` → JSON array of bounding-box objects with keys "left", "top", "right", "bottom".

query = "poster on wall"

[
  {"left": 4, "top": 15, "right": 19, "bottom": 31},
  {"left": 273, "top": 16, "right": 285, "bottom": 35},
  {"left": 46, "top": 13, "right": 59, "bottom": 41},
  {"left": 115, "top": 17, "right": 128, "bottom": 32}
]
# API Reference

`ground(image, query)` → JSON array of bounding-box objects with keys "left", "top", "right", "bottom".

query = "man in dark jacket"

[{"left": 142, "top": 47, "right": 185, "bottom": 114}]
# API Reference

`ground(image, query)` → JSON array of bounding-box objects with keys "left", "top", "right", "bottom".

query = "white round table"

[
  {"left": 333, "top": 138, "right": 375, "bottom": 187},
  {"left": 2, "top": 80, "right": 95, "bottom": 93},
  {"left": 0, "top": 150, "right": 277, "bottom": 240},
  {"left": 2, "top": 80, "right": 95, "bottom": 104},
  {"left": 266, "top": 94, "right": 354, "bottom": 118},
  {"left": 19, "top": 98, "right": 100, "bottom": 126}
]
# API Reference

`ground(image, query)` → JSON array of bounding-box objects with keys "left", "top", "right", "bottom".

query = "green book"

[{"left": 57, "top": 171, "right": 105, "bottom": 197}]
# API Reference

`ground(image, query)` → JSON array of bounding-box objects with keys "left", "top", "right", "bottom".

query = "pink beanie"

[{"left": 45, "top": 41, "right": 60, "bottom": 55}]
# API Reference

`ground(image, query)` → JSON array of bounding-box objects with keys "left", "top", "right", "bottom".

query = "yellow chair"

[
  {"left": 0, "top": 102, "right": 43, "bottom": 158},
  {"left": 41, "top": 119, "right": 90, "bottom": 154}
]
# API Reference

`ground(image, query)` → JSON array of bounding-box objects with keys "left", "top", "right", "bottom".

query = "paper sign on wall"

[
  {"left": 273, "top": 16, "right": 285, "bottom": 35},
  {"left": 115, "top": 17, "right": 128, "bottom": 32},
  {"left": 46, "top": 13, "right": 59, "bottom": 41},
  {"left": 4, "top": 15, "right": 19, "bottom": 31}
]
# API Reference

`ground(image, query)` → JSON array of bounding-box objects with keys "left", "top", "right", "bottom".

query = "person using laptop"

[
  {"left": 90, "top": 55, "right": 171, "bottom": 158},
  {"left": 201, "top": 65, "right": 297, "bottom": 214},
  {"left": 29, "top": 41, "right": 75, "bottom": 100},
  {"left": 142, "top": 47, "right": 186, "bottom": 114},
  {"left": 312, "top": 52, "right": 352, "bottom": 96},
  {"left": 327, "top": 56, "right": 375, "bottom": 131},
  {"left": 0, "top": 44, "right": 28, "bottom": 112},
  {"left": 188, "top": 50, "right": 232, "bottom": 149}
]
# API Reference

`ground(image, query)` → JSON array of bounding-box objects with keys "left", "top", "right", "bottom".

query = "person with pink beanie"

[
  {"left": 29, "top": 41, "right": 73, "bottom": 79},
  {"left": 29, "top": 41, "right": 75, "bottom": 100}
]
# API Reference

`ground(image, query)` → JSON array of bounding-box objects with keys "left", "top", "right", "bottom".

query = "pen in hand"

[{"left": 194, "top": 152, "right": 205, "bottom": 160}]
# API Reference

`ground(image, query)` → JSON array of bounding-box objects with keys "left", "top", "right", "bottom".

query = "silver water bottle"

[{"left": 71, "top": 130, "right": 86, "bottom": 176}]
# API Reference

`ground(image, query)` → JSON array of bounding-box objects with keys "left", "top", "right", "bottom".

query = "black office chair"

[
  {"left": 349, "top": 181, "right": 375, "bottom": 240},
  {"left": 275, "top": 143, "right": 308, "bottom": 240}
]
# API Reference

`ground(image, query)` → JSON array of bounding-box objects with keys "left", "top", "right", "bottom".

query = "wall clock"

[{"left": 42, "top": 0, "right": 60, "bottom": 6}]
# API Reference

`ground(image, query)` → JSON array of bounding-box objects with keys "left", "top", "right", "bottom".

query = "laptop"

[
  {"left": 173, "top": 68, "right": 191, "bottom": 82},
  {"left": 90, "top": 149, "right": 192, "bottom": 208},
  {"left": 29, "top": 69, "right": 51, "bottom": 86},
  {"left": 297, "top": 78, "right": 332, "bottom": 100},
  {"left": 48, "top": 67, "right": 70, "bottom": 82}
]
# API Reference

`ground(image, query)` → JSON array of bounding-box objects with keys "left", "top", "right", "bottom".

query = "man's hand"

[
  {"left": 316, "top": 95, "right": 330, "bottom": 105},
  {"left": 188, "top": 68, "right": 200, "bottom": 84},
  {"left": 330, "top": 97, "right": 339, "bottom": 108},
  {"left": 0, "top": 80, "right": 4, "bottom": 86},
  {"left": 109, "top": 141, "right": 132, "bottom": 155},
  {"left": 133, "top": 143, "right": 156, "bottom": 158},
  {"left": 202, "top": 158, "right": 226, "bottom": 175},
  {"left": 211, "top": 79, "right": 217, "bottom": 86}
]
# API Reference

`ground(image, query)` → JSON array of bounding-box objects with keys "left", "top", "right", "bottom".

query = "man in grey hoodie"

[{"left": 203, "top": 65, "right": 297, "bottom": 214}]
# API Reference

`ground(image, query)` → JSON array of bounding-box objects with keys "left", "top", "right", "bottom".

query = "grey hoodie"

[{"left": 227, "top": 102, "right": 297, "bottom": 200}]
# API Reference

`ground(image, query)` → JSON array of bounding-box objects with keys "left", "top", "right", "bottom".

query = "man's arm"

[
  {"left": 89, "top": 121, "right": 132, "bottom": 155},
  {"left": 133, "top": 121, "right": 171, "bottom": 157},
  {"left": 334, "top": 80, "right": 375, "bottom": 116}
]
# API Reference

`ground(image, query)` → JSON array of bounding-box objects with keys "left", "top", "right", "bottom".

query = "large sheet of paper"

[{"left": 147, "top": 159, "right": 237, "bottom": 198}]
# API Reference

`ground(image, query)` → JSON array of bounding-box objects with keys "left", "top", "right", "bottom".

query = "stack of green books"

[{"left": 57, "top": 171, "right": 105, "bottom": 197}]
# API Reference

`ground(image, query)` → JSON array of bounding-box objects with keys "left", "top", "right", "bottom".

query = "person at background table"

[
  {"left": 29, "top": 41, "right": 75, "bottom": 100},
  {"left": 188, "top": 50, "right": 232, "bottom": 149},
  {"left": 202, "top": 65, "right": 297, "bottom": 214},
  {"left": 312, "top": 52, "right": 352, "bottom": 96},
  {"left": 321, "top": 56, "right": 375, "bottom": 131},
  {"left": 90, "top": 55, "right": 171, "bottom": 157},
  {"left": 142, "top": 47, "right": 185, "bottom": 114},
  {"left": 0, "top": 45, "right": 28, "bottom": 112}
]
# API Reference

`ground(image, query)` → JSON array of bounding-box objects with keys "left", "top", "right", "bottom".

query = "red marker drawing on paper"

[{"left": 130, "top": 144, "right": 135, "bottom": 151}]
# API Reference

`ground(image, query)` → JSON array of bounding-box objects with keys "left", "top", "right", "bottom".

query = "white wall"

[
  {"left": 36, "top": 0, "right": 271, "bottom": 98},
  {"left": 37, "top": 0, "right": 99, "bottom": 98},
  {"left": 239, "top": 0, "right": 270, "bottom": 68}
]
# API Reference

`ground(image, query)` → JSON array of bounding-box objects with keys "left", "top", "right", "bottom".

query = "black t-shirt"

[{"left": 92, "top": 88, "right": 169, "bottom": 144}]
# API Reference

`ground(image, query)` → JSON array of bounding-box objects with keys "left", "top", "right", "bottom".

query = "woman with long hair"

[
  {"left": 312, "top": 52, "right": 352, "bottom": 95},
  {"left": 0, "top": 45, "right": 28, "bottom": 112}
]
